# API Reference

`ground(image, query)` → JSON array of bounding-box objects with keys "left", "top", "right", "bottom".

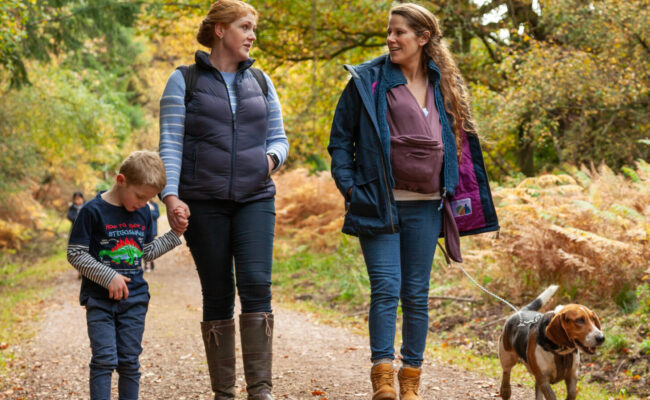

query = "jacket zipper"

[
  {"left": 363, "top": 80, "right": 396, "bottom": 233},
  {"left": 348, "top": 67, "right": 396, "bottom": 233},
  {"left": 227, "top": 76, "right": 237, "bottom": 200},
  {"left": 377, "top": 147, "right": 396, "bottom": 233}
]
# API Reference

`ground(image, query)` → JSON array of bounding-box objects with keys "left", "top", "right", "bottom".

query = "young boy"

[{"left": 67, "top": 150, "right": 188, "bottom": 399}]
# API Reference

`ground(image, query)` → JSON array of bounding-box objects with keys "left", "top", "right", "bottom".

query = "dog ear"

[
  {"left": 590, "top": 310, "right": 601, "bottom": 329},
  {"left": 546, "top": 312, "right": 573, "bottom": 348}
]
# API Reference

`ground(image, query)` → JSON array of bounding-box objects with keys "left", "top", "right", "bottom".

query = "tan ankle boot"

[
  {"left": 370, "top": 363, "right": 397, "bottom": 400},
  {"left": 201, "top": 319, "right": 236, "bottom": 399},
  {"left": 397, "top": 367, "right": 422, "bottom": 400}
]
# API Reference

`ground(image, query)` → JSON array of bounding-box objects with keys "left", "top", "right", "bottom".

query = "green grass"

[
  {"left": 273, "top": 235, "right": 370, "bottom": 310},
  {"left": 0, "top": 237, "right": 70, "bottom": 376},
  {"left": 273, "top": 243, "right": 646, "bottom": 400}
]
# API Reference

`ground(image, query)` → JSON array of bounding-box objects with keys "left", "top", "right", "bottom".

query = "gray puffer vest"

[{"left": 179, "top": 51, "right": 274, "bottom": 202}]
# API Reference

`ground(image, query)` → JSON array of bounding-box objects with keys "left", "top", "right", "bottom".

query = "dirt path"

[{"left": 3, "top": 229, "right": 534, "bottom": 399}]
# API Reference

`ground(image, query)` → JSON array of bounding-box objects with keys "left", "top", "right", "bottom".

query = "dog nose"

[{"left": 595, "top": 334, "right": 605, "bottom": 345}]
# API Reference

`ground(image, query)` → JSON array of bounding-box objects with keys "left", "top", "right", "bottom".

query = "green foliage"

[
  {"left": 615, "top": 287, "right": 640, "bottom": 314},
  {"left": 4, "top": 0, "right": 648, "bottom": 178},
  {"left": 606, "top": 333, "right": 630, "bottom": 354},
  {"left": 640, "top": 340, "right": 650, "bottom": 356},
  {"left": 472, "top": 0, "right": 650, "bottom": 178},
  {"left": 0, "top": 0, "right": 141, "bottom": 88},
  {"left": 0, "top": 245, "right": 69, "bottom": 372},
  {"left": 274, "top": 235, "right": 369, "bottom": 308},
  {"left": 637, "top": 283, "right": 650, "bottom": 315},
  {"left": 0, "top": 63, "right": 130, "bottom": 192}
]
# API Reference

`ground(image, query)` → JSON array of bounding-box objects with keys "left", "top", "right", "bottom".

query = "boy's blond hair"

[{"left": 119, "top": 151, "right": 166, "bottom": 192}]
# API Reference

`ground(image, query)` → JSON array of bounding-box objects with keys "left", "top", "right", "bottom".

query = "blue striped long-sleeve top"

[{"left": 158, "top": 68, "right": 289, "bottom": 199}]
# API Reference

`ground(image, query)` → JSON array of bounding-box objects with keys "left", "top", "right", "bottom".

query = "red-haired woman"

[{"left": 159, "top": 1, "right": 288, "bottom": 399}]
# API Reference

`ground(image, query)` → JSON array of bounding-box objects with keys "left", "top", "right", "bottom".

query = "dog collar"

[{"left": 553, "top": 346, "right": 576, "bottom": 355}]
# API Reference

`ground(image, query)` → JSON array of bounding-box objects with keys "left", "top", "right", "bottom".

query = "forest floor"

[{"left": 0, "top": 223, "right": 534, "bottom": 400}]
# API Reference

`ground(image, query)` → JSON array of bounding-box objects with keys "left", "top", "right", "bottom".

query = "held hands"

[
  {"left": 172, "top": 206, "right": 189, "bottom": 236},
  {"left": 108, "top": 273, "right": 131, "bottom": 300},
  {"left": 163, "top": 196, "right": 190, "bottom": 236}
]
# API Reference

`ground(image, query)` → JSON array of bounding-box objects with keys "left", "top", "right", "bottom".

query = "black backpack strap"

[
  {"left": 176, "top": 64, "right": 198, "bottom": 106},
  {"left": 249, "top": 67, "right": 268, "bottom": 98}
]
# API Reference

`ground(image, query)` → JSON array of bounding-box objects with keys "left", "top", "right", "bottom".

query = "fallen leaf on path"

[{"left": 311, "top": 390, "right": 326, "bottom": 396}]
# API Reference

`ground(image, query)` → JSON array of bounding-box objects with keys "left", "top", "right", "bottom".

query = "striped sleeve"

[
  {"left": 67, "top": 244, "right": 117, "bottom": 288},
  {"left": 143, "top": 230, "right": 182, "bottom": 261},
  {"left": 159, "top": 69, "right": 186, "bottom": 199},
  {"left": 262, "top": 72, "right": 289, "bottom": 170}
]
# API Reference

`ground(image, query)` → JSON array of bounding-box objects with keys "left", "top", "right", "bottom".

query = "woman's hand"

[
  {"left": 267, "top": 154, "right": 276, "bottom": 176},
  {"left": 163, "top": 195, "right": 190, "bottom": 234}
]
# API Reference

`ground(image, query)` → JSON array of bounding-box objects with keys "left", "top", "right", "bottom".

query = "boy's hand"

[
  {"left": 173, "top": 205, "right": 190, "bottom": 219},
  {"left": 163, "top": 196, "right": 190, "bottom": 234},
  {"left": 108, "top": 274, "right": 131, "bottom": 300},
  {"left": 171, "top": 206, "right": 188, "bottom": 236}
]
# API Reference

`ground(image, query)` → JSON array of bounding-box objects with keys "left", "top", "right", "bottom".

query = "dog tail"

[{"left": 521, "top": 285, "right": 559, "bottom": 311}]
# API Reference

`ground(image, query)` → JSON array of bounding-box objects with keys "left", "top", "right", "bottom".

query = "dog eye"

[{"left": 575, "top": 318, "right": 585, "bottom": 325}]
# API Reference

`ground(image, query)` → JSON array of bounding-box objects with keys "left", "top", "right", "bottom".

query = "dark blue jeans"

[
  {"left": 184, "top": 198, "right": 275, "bottom": 321},
  {"left": 359, "top": 200, "right": 442, "bottom": 367},
  {"left": 86, "top": 292, "right": 149, "bottom": 400}
]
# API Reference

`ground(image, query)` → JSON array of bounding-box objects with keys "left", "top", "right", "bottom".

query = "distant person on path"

[
  {"left": 68, "top": 191, "right": 86, "bottom": 279},
  {"left": 67, "top": 191, "right": 85, "bottom": 228},
  {"left": 329, "top": 3, "right": 481, "bottom": 399},
  {"left": 67, "top": 151, "right": 187, "bottom": 399},
  {"left": 158, "top": 0, "right": 289, "bottom": 398},
  {"left": 144, "top": 200, "right": 160, "bottom": 272}
]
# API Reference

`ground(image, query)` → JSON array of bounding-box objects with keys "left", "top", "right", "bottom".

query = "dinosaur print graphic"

[{"left": 99, "top": 238, "right": 143, "bottom": 266}]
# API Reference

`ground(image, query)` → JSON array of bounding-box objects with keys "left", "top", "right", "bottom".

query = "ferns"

[
  {"left": 274, "top": 168, "right": 345, "bottom": 253},
  {"left": 469, "top": 162, "right": 650, "bottom": 303},
  {"left": 273, "top": 162, "right": 649, "bottom": 303}
]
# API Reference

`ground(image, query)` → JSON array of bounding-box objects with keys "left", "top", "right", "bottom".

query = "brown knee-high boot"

[
  {"left": 201, "top": 319, "right": 236, "bottom": 399},
  {"left": 240, "top": 312, "right": 274, "bottom": 400}
]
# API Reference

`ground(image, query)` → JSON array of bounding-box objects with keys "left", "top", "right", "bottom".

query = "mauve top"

[{"left": 386, "top": 82, "right": 443, "bottom": 200}]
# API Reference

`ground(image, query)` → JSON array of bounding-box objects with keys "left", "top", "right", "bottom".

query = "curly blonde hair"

[{"left": 390, "top": 3, "right": 478, "bottom": 156}]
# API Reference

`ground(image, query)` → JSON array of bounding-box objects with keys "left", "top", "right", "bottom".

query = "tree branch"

[{"left": 634, "top": 33, "right": 650, "bottom": 55}]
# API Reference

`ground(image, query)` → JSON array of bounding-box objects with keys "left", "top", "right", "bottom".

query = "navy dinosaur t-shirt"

[{"left": 69, "top": 192, "right": 154, "bottom": 304}]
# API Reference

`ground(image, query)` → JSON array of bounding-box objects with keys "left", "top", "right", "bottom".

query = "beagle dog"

[{"left": 498, "top": 285, "right": 605, "bottom": 400}]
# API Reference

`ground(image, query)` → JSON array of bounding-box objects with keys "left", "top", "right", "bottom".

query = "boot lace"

[
  {"left": 207, "top": 326, "right": 223, "bottom": 346},
  {"left": 399, "top": 371, "right": 420, "bottom": 394},
  {"left": 263, "top": 313, "right": 272, "bottom": 342},
  {"left": 371, "top": 367, "right": 394, "bottom": 387}
]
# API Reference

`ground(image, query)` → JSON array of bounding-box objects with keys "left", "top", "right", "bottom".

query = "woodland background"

[{"left": 0, "top": 0, "right": 649, "bottom": 398}]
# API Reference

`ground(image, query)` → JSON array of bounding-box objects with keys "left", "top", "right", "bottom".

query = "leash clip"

[{"left": 438, "top": 187, "right": 447, "bottom": 211}]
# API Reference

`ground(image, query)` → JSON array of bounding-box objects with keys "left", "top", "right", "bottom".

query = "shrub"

[
  {"left": 640, "top": 340, "right": 650, "bottom": 356},
  {"left": 607, "top": 334, "right": 629, "bottom": 353},
  {"left": 468, "top": 162, "right": 650, "bottom": 304},
  {"left": 637, "top": 283, "right": 650, "bottom": 315}
]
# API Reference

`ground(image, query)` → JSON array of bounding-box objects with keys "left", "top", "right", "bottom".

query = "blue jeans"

[
  {"left": 86, "top": 292, "right": 149, "bottom": 400},
  {"left": 359, "top": 200, "right": 442, "bottom": 367},
  {"left": 184, "top": 198, "right": 275, "bottom": 321}
]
